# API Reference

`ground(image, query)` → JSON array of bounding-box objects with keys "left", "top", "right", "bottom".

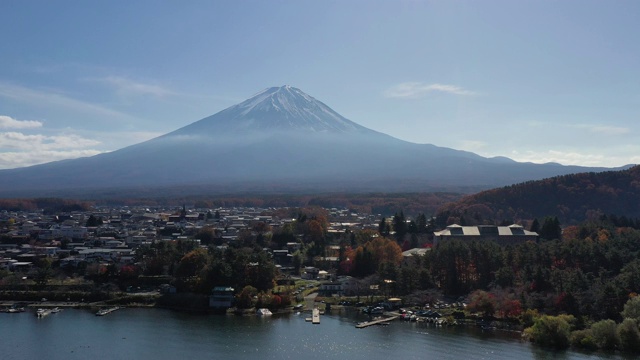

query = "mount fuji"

[{"left": 0, "top": 86, "right": 625, "bottom": 197}]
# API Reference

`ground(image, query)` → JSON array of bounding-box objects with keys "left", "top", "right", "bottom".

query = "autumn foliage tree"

[
  {"left": 499, "top": 298, "right": 523, "bottom": 318},
  {"left": 175, "top": 248, "right": 209, "bottom": 279},
  {"left": 468, "top": 290, "right": 497, "bottom": 317},
  {"left": 235, "top": 285, "right": 257, "bottom": 309},
  {"left": 341, "top": 237, "right": 402, "bottom": 277}
]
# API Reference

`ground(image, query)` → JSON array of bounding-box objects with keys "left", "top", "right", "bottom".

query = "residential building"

[{"left": 209, "top": 287, "right": 235, "bottom": 309}]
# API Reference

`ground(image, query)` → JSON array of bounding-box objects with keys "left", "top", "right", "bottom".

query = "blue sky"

[{"left": 1, "top": 0, "right": 638, "bottom": 169}]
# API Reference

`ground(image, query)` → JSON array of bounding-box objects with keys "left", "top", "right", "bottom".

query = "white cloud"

[
  {"left": 0, "top": 131, "right": 103, "bottom": 168},
  {"left": 87, "top": 76, "right": 176, "bottom": 97},
  {"left": 508, "top": 149, "right": 618, "bottom": 167},
  {"left": 528, "top": 121, "right": 631, "bottom": 137},
  {"left": 0, "top": 115, "right": 43, "bottom": 129},
  {"left": 94, "top": 130, "right": 164, "bottom": 147},
  {"left": 0, "top": 126, "right": 167, "bottom": 169},
  {"left": 582, "top": 125, "right": 630, "bottom": 136},
  {"left": 0, "top": 149, "right": 104, "bottom": 169},
  {"left": 459, "top": 140, "right": 488, "bottom": 152},
  {"left": 384, "top": 82, "right": 476, "bottom": 98},
  {"left": 0, "top": 131, "right": 101, "bottom": 151}
]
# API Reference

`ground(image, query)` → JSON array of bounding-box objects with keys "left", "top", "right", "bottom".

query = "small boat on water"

[
  {"left": 96, "top": 306, "right": 120, "bottom": 316},
  {"left": 36, "top": 308, "right": 52, "bottom": 318},
  {"left": 1, "top": 307, "right": 25, "bottom": 313},
  {"left": 256, "top": 308, "right": 273, "bottom": 316},
  {"left": 51, "top": 307, "right": 61, "bottom": 313}
]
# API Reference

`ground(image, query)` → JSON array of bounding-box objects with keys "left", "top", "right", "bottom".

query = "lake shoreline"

[{"left": 1, "top": 307, "right": 623, "bottom": 360}]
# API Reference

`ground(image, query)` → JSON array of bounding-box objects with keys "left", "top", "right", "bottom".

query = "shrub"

[
  {"left": 617, "top": 318, "right": 640, "bottom": 352},
  {"left": 590, "top": 319, "right": 619, "bottom": 350},
  {"left": 520, "top": 308, "right": 539, "bottom": 328},
  {"left": 570, "top": 329, "right": 598, "bottom": 351},
  {"left": 525, "top": 315, "right": 571, "bottom": 349},
  {"left": 621, "top": 296, "right": 640, "bottom": 323}
]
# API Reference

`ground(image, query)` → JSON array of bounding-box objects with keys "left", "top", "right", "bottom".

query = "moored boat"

[
  {"left": 256, "top": 308, "right": 272, "bottom": 316},
  {"left": 36, "top": 308, "right": 52, "bottom": 318},
  {"left": 1, "top": 307, "right": 25, "bottom": 313}
]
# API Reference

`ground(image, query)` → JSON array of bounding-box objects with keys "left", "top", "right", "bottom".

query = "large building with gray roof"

[{"left": 433, "top": 224, "right": 538, "bottom": 245}]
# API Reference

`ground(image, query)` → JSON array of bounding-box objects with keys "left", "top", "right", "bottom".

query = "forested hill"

[{"left": 436, "top": 165, "right": 640, "bottom": 225}]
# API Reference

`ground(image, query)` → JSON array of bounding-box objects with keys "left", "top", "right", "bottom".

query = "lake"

[{"left": 0, "top": 308, "right": 631, "bottom": 360}]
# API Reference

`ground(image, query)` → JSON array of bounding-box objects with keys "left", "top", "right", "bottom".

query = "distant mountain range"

[
  {"left": 0, "top": 86, "right": 630, "bottom": 198},
  {"left": 437, "top": 165, "right": 640, "bottom": 224}
]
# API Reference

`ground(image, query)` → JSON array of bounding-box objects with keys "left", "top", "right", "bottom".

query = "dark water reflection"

[{"left": 0, "top": 308, "right": 630, "bottom": 360}]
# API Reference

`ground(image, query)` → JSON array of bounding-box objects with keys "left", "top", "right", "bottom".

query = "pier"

[
  {"left": 355, "top": 316, "right": 398, "bottom": 328},
  {"left": 96, "top": 306, "right": 120, "bottom": 316}
]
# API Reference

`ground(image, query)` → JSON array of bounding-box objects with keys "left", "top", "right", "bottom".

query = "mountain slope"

[
  {"left": 437, "top": 165, "right": 640, "bottom": 224},
  {"left": 0, "top": 86, "right": 629, "bottom": 198}
]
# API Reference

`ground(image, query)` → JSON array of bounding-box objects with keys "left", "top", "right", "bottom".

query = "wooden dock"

[
  {"left": 96, "top": 306, "right": 120, "bottom": 316},
  {"left": 312, "top": 308, "right": 320, "bottom": 324},
  {"left": 355, "top": 316, "right": 398, "bottom": 328}
]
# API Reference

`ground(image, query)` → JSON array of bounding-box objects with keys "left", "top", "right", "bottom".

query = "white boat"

[
  {"left": 370, "top": 307, "right": 384, "bottom": 315},
  {"left": 36, "top": 308, "right": 52, "bottom": 318},
  {"left": 256, "top": 308, "right": 272, "bottom": 316},
  {"left": 3, "top": 307, "right": 25, "bottom": 313}
]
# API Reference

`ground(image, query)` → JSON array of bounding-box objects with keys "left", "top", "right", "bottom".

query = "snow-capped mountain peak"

[{"left": 174, "top": 86, "right": 373, "bottom": 135}]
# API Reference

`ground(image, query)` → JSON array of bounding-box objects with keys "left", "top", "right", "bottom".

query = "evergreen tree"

[
  {"left": 410, "top": 233, "right": 419, "bottom": 249},
  {"left": 393, "top": 211, "right": 407, "bottom": 240},
  {"left": 540, "top": 217, "right": 562, "bottom": 240},
  {"left": 408, "top": 220, "right": 418, "bottom": 234},
  {"left": 378, "top": 218, "right": 389, "bottom": 236},
  {"left": 416, "top": 213, "right": 427, "bottom": 233},
  {"left": 530, "top": 218, "right": 540, "bottom": 233}
]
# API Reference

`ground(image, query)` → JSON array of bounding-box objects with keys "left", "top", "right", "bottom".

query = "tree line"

[{"left": 437, "top": 165, "right": 640, "bottom": 225}]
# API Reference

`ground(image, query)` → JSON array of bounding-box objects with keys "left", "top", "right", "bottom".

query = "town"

[
  {"left": 0, "top": 203, "right": 537, "bottom": 310},
  {"left": 0, "top": 204, "right": 403, "bottom": 305},
  {"left": 0, "top": 204, "right": 384, "bottom": 284}
]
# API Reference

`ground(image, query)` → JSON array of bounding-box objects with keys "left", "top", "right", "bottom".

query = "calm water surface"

[{"left": 0, "top": 308, "right": 631, "bottom": 360}]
